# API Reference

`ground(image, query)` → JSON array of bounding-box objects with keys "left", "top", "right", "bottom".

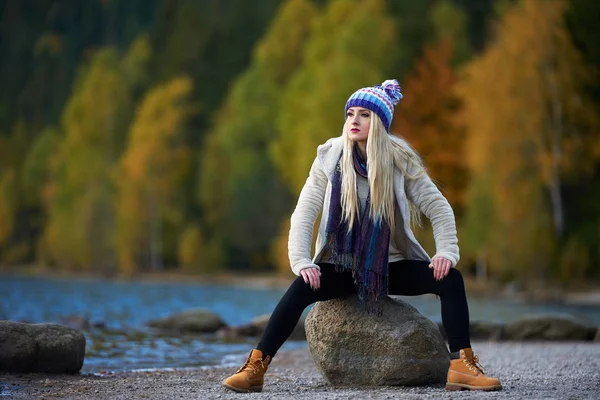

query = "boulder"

[
  {"left": 469, "top": 320, "right": 504, "bottom": 340},
  {"left": 148, "top": 309, "right": 226, "bottom": 333},
  {"left": 594, "top": 327, "right": 600, "bottom": 342},
  {"left": 305, "top": 296, "right": 449, "bottom": 386},
  {"left": 502, "top": 314, "right": 596, "bottom": 341},
  {"left": 0, "top": 321, "right": 86, "bottom": 373}
]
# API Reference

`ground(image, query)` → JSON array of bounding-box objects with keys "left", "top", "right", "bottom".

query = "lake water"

[{"left": 1, "top": 275, "right": 599, "bottom": 373}]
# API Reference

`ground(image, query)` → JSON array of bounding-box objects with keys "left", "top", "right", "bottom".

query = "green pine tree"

[
  {"left": 272, "top": 0, "right": 397, "bottom": 194},
  {"left": 198, "top": 0, "right": 318, "bottom": 271}
]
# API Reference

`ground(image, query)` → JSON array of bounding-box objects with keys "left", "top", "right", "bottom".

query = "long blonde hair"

[{"left": 341, "top": 114, "right": 425, "bottom": 232}]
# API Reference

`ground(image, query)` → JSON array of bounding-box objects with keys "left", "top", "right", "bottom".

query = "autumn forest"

[{"left": 0, "top": 0, "right": 599, "bottom": 286}]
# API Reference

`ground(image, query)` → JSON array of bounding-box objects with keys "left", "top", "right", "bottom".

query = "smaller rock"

[
  {"left": 503, "top": 314, "right": 596, "bottom": 341},
  {"left": 0, "top": 321, "right": 86, "bottom": 373},
  {"left": 470, "top": 321, "right": 503, "bottom": 340},
  {"left": 214, "top": 326, "right": 239, "bottom": 340},
  {"left": 90, "top": 319, "right": 106, "bottom": 329},
  {"left": 148, "top": 309, "right": 226, "bottom": 334},
  {"left": 60, "top": 316, "right": 90, "bottom": 331},
  {"left": 215, "top": 325, "right": 258, "bottom": 340},
  {"left": 216, "top": 314, "right": 305, "bottom": 340},
  {"left": 437, "top": 320, "right": 503, "bottom": 341}
]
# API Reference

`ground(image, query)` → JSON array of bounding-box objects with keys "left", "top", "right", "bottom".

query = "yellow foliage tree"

[
  {"left": 44, "top": 49, "right": 128, "bottom": 270},
  {"left": 21, "top": 127, "right": 60, "bottom": 208},
  {"left": 117, "top": 77, "right": 193, "bottom": 275},
  {"left": 178, "top": 224, "right": 205, "bottom": 272},
  {"left": 458, "top": 0, "right": 598, "bottom": 280}
]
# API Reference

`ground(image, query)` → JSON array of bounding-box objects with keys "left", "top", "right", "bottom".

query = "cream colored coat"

[{"left": 288, "top": 135, "right": 460, "bottom": 276}]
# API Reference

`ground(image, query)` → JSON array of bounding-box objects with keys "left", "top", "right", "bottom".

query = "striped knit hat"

[{"left": 344, "top": 79, "right": 403, "bottom": 132}]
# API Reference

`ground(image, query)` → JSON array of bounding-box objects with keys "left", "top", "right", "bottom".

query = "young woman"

[{"left": 222, "top": 80, "right": 502, "bottom": 393}]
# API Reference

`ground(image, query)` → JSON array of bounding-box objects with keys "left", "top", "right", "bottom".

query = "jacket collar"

[{"left": 316, "top": 136, "right": 343, "bottom": 181}]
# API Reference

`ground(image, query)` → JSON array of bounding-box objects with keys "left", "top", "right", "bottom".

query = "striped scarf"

[{"left": 325, "top": 144, "right": 390, "bottom": 314}]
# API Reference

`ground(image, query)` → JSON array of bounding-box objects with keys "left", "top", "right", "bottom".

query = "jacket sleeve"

[
  {"left": 404, "top": 164, "right": 460, "bottom": 268},
  {"left": 288, "top": 156, "right": 328, "bottom": 276}
]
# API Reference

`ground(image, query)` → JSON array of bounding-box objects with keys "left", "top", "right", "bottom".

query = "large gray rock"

[
  {"left": 305, "top": 296, "right": 449, "bottom": 386},
  {"left": 503, "top": 314, "right": 597, "bottom": 341},
  {"left": 148, "top": 309, "right": 226, "bottom": 333},
  {"left": 0, "top": 321, "right": 86, "bottom": 373}
]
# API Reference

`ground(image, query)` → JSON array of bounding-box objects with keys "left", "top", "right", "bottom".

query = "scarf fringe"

[
  {"left": 354, "top": 267, "right": 388, "bottom": 316},
  {"left": 327, "top": 230, "right": 388, "bottom": 316}
]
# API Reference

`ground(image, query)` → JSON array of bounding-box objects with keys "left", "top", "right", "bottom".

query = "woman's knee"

[
  {"left": 280, "top": 277, "right": 318, "bottom": 308},
  {"left": 441, "top": 268, "right": 465, "bottom": 292}
]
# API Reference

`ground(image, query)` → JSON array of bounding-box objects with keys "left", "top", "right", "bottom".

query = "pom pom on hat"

[
  {"left": 344, "top": 79, "right": 403, "bottom": 132},
  {"left": 380, "top": 79, "right": 402, "bottom": 105}
]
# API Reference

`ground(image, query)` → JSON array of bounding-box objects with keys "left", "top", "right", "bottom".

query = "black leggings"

[{"left": 256, "top": 259, "right": 471, "bottom": 357}]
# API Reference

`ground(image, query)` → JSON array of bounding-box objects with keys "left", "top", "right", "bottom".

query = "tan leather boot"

[
  {"left": 446, "top": 348, "right": 502, "bottom": 391},
  {"left": 222, "top": 349, "right": 271, "bottom": 393}
]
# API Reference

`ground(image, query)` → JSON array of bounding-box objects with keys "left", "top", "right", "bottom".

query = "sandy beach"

[{"left": 2, "top": 341, "right": 600, "bottom": 399}]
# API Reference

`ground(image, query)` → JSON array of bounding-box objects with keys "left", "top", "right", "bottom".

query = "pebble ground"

[{"left": 2, "top": 341, "right": 599, "bottom": 399}]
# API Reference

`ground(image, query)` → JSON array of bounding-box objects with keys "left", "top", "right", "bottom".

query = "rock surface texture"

[
  {"left": 0, "top": 321, "right": 86, "bottom": 373},
  {"left": 305, "top": 296, "right": 449, "bottom": 386}
]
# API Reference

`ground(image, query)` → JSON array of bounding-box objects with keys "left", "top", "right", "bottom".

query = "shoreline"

[
  {"left": 0, "top": 265, "right": 296, "bottom": 290},
  {"left": 2, "top": 265, "right": 600, "bottom": 306},
  {"left": 2, "top": 342, "right": 600, "bottom": 399}
]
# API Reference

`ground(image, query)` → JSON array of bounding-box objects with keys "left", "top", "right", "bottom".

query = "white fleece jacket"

[{"left": 288, "top": 135, "right": 460, "bottom": 276}]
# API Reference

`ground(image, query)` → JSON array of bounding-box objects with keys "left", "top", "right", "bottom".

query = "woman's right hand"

[{"left": 300, "top": 267, "right": 321, "bottom": 290}]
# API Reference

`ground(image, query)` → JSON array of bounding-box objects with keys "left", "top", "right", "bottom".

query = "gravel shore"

[{"left": 2, "top": 341, "right": 599, "bottom": 399}]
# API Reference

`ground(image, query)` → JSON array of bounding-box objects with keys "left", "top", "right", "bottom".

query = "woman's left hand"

[{"left": 429, "top": 257, "right": 452, "bottom": 281}]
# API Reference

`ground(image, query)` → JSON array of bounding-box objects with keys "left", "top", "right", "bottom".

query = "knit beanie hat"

[{"left": 344, "top": 79, "right": 403, "bottom": 132}]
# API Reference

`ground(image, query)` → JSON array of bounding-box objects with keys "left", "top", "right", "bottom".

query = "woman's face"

[{"left": 345, "top": 107, "right": 371, "bottom": 143}]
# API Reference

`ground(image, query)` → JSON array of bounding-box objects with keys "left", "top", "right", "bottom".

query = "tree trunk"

[
  {"left": 149, "top": 193, "right": 163, "bottom": 271},
  {"left": 545, "top": 58, "right": 564, "bottom": 240},
  {"left": 476, "top": 248, "right": 487, "bottom": 282}
]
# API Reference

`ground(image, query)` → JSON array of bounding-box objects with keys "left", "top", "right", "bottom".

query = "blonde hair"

[{"left": 341, "top": 114, "right": 425, "bottom": 232}]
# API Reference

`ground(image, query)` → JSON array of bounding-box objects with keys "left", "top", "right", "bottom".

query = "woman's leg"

[
  {"left": 256, "top": 263, "right": 356, "bottom": 358},
  {"left": 387, "top": 259, "right": 470, "bottom": 352},
  {"left": 223, "top": 264, "right": 356, "bottom": 393}
]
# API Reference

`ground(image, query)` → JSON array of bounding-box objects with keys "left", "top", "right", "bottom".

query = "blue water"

[{"left": 1, "top": 275, "right": 599, "bottom": 373}]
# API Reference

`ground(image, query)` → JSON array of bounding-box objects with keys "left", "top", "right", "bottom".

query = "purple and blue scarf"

[{"left": 325, "top": 144, "right": 391, "bottom": 314}]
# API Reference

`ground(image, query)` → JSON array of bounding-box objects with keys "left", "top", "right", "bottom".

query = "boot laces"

[
  {"left": 463, "top": 354, "right": 485, "bottom": 374},
  {"left": 236, "top": 357, "right": 267, "bottom": 376}
]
